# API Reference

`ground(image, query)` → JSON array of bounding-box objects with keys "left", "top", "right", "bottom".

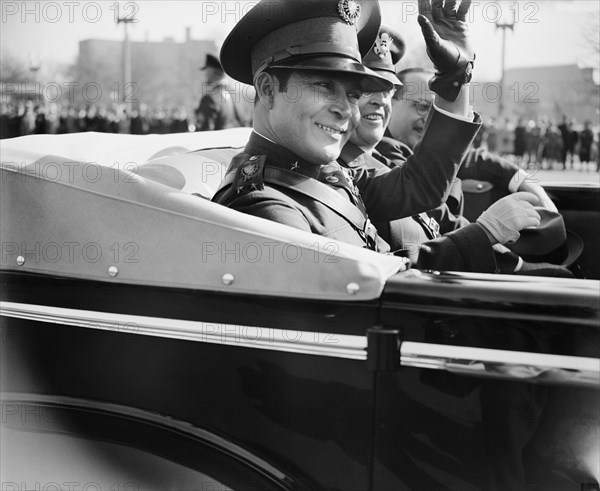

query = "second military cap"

[
  {"left": 200, "top": 53, "right": 223, "bottom": 71},
  {"left": 220, "top": 0, "right": 392, "bottom": 91},
  {"left": 362, "top": 26, "right": 405, "bottom": 87}
]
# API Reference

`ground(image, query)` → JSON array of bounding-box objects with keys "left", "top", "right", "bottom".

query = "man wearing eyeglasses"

[
  {"left": 338, "top": 30, "right": 570, "bottom": 274},
  {"left": 374, "top": 67, "right": 573, "bottom": 274},
  {"left": 380, "top": 68, "right": 556, "bottom": 217}
]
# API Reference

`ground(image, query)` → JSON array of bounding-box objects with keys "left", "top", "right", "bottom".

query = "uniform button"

[
  {"left": 326, "top": 176, "right": 339, "bottom": 183},
  {"left": 477, "top": 183, "right": 483, "bottom": 190}
]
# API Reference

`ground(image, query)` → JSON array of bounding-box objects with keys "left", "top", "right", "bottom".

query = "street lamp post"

[
  {"left": 117, "top": 15, "right": 136, "bottom": 117},
  {"left": 496, "top": 16, "right": 515, "bottom": 117}
]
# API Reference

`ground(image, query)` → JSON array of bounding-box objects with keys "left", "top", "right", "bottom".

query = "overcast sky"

[{"left": 1, "top": 0, "right": 598, "bottom": 81}]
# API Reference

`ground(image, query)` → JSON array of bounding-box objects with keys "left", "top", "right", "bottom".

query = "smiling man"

[
  {"left": 213, "top": 0, "right": 494, "bottom": 253},
  {"left": 380, "top": 68, "right": 558, "bottom": 216},
  {"left": 337, "top": 27, "right": 563, "bottom": 274}
]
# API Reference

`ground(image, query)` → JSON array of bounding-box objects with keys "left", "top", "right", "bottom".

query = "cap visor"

[
  {"left": 269, "top": 56, "right": 393, "bottom": 92},
  {"left": 372, "top": 69, "right": 402, "bottom": 88}
]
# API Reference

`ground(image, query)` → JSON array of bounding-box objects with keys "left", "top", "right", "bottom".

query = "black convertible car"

[{"left": 1, "top": 129, "right": 599, "bottom": 490}]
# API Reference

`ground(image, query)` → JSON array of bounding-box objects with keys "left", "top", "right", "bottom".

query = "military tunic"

[
  {"left": 195, "top": 81, "right": 240, "bottom": 131},
  {"left": 377, "top": 133, "right": 522, "bottom": 215},
  {"left": 374, "top": 135, "right": 526, "bottom": 273},
  {"left": 213, "top": 108, "right": 481, "bottom": 254},
  {"left": 339, "top": 142, "right": 499, "bottom": 272}
]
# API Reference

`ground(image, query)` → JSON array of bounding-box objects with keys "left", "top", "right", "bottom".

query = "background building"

[
  {"left": 77, "top": 27, "right": 216, "bottom": 111},
  {"left": 473, "top": 64, "right": 600, "bottom": 123}
]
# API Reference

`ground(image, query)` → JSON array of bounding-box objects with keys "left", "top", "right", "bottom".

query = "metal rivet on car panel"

[
  {"left": 108, "top": 266, "right": 118, "bottom": 277},
  {"left": 346, "top": 282, "right": 360, "bottom": 295},
  {"left": 16, "top": 256, "right": 25, "bottom": 266},
  {"left": 222, "top": 273, "right": 234, "bottom": 285}
]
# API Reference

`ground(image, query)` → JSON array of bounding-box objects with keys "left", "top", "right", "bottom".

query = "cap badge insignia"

[
  {"left": 241, "top": 162, "right": 259, "bottom": 181},
  {"left": 374, "top": 32, "right": 392, "bottom": 59},
  {"left": 338, "top": 0, "right": 361, "bottom": 26}
]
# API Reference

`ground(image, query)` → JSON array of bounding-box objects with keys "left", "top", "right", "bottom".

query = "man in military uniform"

[
  {"left": 195, "top": 54, "right": 242, "bottom": 131},
  {"left": 345, "top": 27, "right": 572, "bottom": 276},
  {"left": 213, "top": 0, "right": 541, "bottom": 255}
]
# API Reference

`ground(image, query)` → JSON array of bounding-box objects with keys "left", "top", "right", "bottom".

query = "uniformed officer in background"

[
  {"left": 212, "top": 0, "right": 541, "bottom": 255},
  {"left": 195, "top": 54, "right": 242, "bottom": 131}
]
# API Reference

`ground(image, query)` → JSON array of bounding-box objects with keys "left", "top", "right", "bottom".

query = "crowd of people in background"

[
  {"left": 0, "top": 101, "right": 198, "bottom": 138},
  {"left": 1, "top": 98, "right": 598, "bottom": 172},
  {"left": 475, "top": 115, "right": 599, "bottom": 171}
]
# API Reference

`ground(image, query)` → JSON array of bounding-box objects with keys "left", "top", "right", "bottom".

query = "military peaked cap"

[
  {"left": 200, "top": 53, "right": 223, "bottom": 72},
  {"left": 362, "top": 26, "right": 405, "bottom": 87},
  {"left": 220, "top": 0, "right": 392, "bottom": 91}
]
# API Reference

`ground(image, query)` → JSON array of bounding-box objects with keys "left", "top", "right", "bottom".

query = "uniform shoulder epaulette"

[{"left": 230, "top": 153, "right": 267, "bottom": 195}]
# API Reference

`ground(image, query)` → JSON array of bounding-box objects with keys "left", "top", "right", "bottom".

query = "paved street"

[{"left": 528, "top": 169, "right": 599, "bottom": 185}]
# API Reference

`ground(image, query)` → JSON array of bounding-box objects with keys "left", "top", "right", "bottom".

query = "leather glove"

[
  {"left": 476, "top": 192, "right": 541, "bottom": 245},
  {"left": 417, "top": 0, "right": 476, "bottom": 101}
]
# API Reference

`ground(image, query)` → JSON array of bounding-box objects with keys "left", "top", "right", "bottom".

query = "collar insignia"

[
  {"left": 374, "top": 32, "right": 392, "bottom": 59},
  {"left": 241, "top": 162, "right": 259, "bottom": 181},
  {"left": 338, "top": 0, "right": 361, "bottom": 26}
]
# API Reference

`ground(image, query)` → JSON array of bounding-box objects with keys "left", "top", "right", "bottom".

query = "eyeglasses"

[{"left": 393, "top": 98, "right": 432, "bottom": 115}]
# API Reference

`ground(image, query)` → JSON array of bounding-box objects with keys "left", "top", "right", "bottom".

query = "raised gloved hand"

[
  {"left": 476, "top": 192, "right": 541, "bottom": 245},
  {"left": 417, "top": 0, "right": 475, "bottom": 101},
  {"left": 517, "top": 180, "right": 558, "bottom": 213}
]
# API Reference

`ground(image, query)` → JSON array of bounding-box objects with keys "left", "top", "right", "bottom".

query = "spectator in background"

[
  {"left": 597, "top": 128, "right": 600, "bottom": 172},
  {"left": 542, "top": 121, "right": 563, "bottom": 170},
  {"left": 170, "top": 107, "right": 190, "bottom": 133},
  {"left": 96, "top": 106, "right": 110, "bottom": 133},
  {"left": 33, "top": 105, "right": 48, "bottom": 134},
  {"left": 149, "top": 106, "right": 170, "bottom": 134},
  {"left": 83, "top": 105, "right": 98, "bottom": 132},
  {"left": 22, "top": 101, "right": 36, "bottom": 135},
  {"left": 10, "top": 103, "right": 25, "bottom": 138},
  {"left": 107, "top": 105, "right": 126, "bottom": 133},
  {"left": 525, "top": 119, "right": 542, "bottom": 164},
  {"left": 579, "top": 120, "right": 594, "bottom": 167},
  {"left": 195, "top": 53, "right": 241, "bottom": 131},
  {"left": 0, "top": 103, "right": 11, "bottom": 139},
  {"left": 558, "top": 115, "right": 578, "bottom": 170},
  {"left": 130, "top": 103, "right": 150, "bottom": 135},
  {"left": 513, "top": 119, "right": 527, "bottom": 158},
  {"left": 57, "top": 106, "right": 79, "bottom": 134}
]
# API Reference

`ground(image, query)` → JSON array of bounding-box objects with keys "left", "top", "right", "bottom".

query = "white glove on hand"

[
  {"left": 517, "top": 181, "right": 558, "bottom": 213},
  {"left": 477, "top": 192, "right": 541, "bottom": 244}
]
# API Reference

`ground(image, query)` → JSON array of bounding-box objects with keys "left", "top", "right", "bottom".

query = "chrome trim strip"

[
  {"left": 401, "top": 342, "right": 600, "bottom": 388},
  {"left": 0, "top": 301, "right": 367, "bottom": 360},
  {"left": 2, "top": 302, "right": 598, "bottom": 387}
]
